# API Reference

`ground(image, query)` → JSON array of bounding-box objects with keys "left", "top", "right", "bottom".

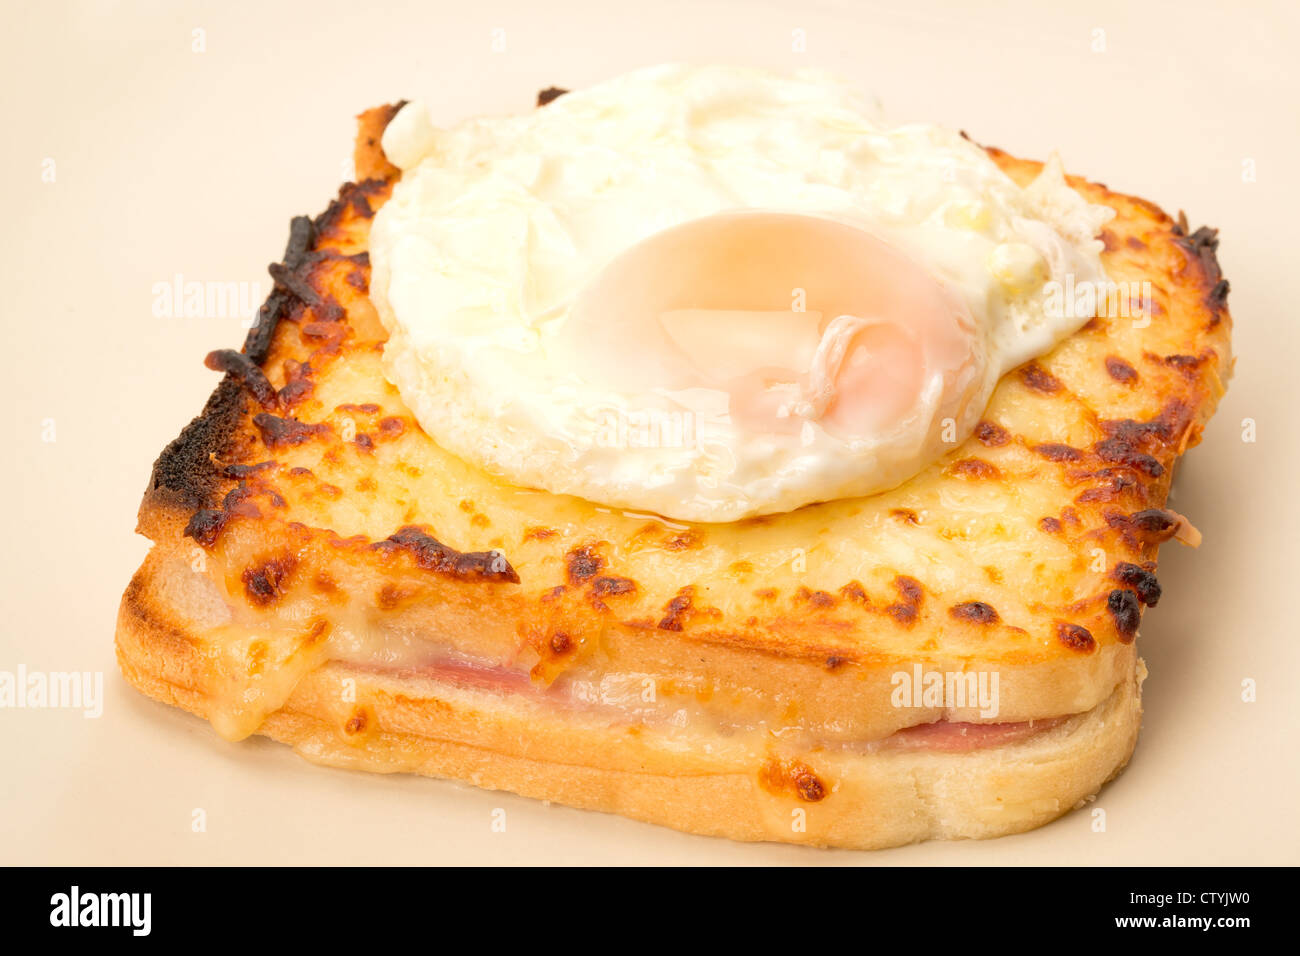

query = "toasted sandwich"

[{"left": 117, "top": 70, "right": 1231, "bottom": 849}]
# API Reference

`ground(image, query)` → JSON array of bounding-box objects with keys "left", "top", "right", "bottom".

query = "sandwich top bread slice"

[{"left": 115, "top": 95, "right": 1231, "bottom": 850}]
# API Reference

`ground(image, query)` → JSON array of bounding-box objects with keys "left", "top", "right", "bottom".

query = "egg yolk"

[{"left": 566, "top": 212, "right": 983, "bottom": 441}]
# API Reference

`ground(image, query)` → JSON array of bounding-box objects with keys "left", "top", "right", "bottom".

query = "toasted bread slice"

[
  {"left": 116, "top": 98, "right": 1231, "bottom": 849},
  {"left": 119, "top": 546, "right": 1145, "bottom": 848}
]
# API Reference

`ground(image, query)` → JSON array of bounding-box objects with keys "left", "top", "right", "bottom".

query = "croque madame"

[{"left": 116, "top": 91, "right": 1232, "bottom": 850}]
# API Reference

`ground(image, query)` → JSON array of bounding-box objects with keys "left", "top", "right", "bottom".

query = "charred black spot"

[
  {"left": 183, "top": 508, "right": 228, "bottom": 548},
  {"left": 565, "top": 545, "right": 605, "bottom": 584},
  {"left": 1209, "top": 278, "right": 1230, "bottom": 307},
  {"left": 204, "top": 349, "right": 279, "bottom": 409},
  {"left": 349, "top": 193, "right": 374, "bottom": 219},
  {"left": 1102, "top": 417, "right": 1173, "bottom": 446},
  {"left": 222, "top": 483, "right": 256, "bottom": 512},
  {"left": 895, "top": 576, "right": 923, "bottom": 605},
  {"left": 241, "top": 554, "right": 297, "bottom": 607},
  {"left": 794, "top": 586, "right": 836, "bottom": 608},
  {"left": 278, "top": 359, "right": 314, "bottom": 408},
  {"left": 1113, "top": 562, "right": 1162, "bottom": 606},
  {"left": 1019, "top": 362, "right": 1063, "bottom": 394},
  {"left": 592, "top": 576, "right": 636, "bottom": 597},
  {"left": 658, "top": 589, "right": 694, "bottom": 631},
  {"left": 1075, "top": 469, "right": 1139, "bottom": 504},
  {"left": 1094, "top": 437, "right": 1165, "bottom": 477},
  {"left": 1104, "top": 508, "right": 1181, "bottom": 548},
  {"left": 1172, "top": 216, "right": 1228, "bottom": 315},
  {"left": 1130, "top": 509, "right": 1178, "bottom": 534},
  {"left": 221, "top": 460, "right": 276, "bottom": 479},
  {"left": 794, "top": 771, "right": 826, "bottom": 803},
  {"left": 344, "top": 709, "right": 368, "bottom": 735},
  {"left": 372, "top": 526, "right": 519, "bottom": 583},
  {"left": 950, "top": 601, "right": 999, "bottom": 625},
  {"left": 1035, "top": 443, "right": 1083, "bottom": 462},
  {"left": 886, "top": 576, "right": 923, "bottom": 625},
  {"left": 589, "top": 575, "right": 637, "bottom": 611},
  {"left": 536, "top": 86, "right": 568, "bottom": 106},
  {"left": 314, "top": 179, "right": 390, "bottom": 237},
  {"left": 1172, "top": 218, "right": 1223, "bottom": 280},
  {"left": 268, "top": 260, "right": 323, "bottom": 307},
  {"left": 1107, "top": 589, "right": 1141, "bottom": 642},
  {"left": 277, "top": 378, "right": 314, "bottom": 407},
  {"left": 252, "top": 413, "right": 332, "bottom": 448},
  {"left": 889, "top": 608, "right": 920, "bottom": 632},
  {"left": 315, "top": 296, "right": 346, "bottom": 323},
  {"left": 1055, "top": 621, "right": 1096, "bottom": 652},
  {"left": 760, "top": 758, "right": 828, "bottom": 803}
]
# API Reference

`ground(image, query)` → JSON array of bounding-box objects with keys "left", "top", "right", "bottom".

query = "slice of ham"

[
  {"left": 880, "top": 716, "right": 1068, "bottom": 752},
  {"left": 343, "top": 652, "right": 1070, "bottom": 753}
]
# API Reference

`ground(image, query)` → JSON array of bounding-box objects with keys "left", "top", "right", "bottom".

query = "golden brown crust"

[{"left": 354, "top": 102, "right": 406, "bottom": 182}]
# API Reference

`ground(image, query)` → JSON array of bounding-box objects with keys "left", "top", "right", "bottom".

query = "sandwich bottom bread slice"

[
  {"left": 115, "top": 98, "right": 1231, "bottom": 850},
  {"left": 119, "top": 547, "right": 1145, "bottom": 848}
]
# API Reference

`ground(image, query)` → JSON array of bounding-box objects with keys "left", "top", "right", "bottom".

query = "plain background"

[{"left": 2, "top": 0, "right": 1297, "bottom": 865}]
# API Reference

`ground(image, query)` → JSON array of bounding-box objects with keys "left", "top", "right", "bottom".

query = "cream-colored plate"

[{"left": 1, "top": 0, "right": 1297, "bottom": 865}]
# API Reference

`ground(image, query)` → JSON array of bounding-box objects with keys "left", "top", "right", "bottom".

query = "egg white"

[{"left": 368, "top": 64, "right": 1113, "bottom": 522}]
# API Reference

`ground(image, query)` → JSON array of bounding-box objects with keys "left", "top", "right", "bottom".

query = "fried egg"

[{"left": 368, "top": 64, "right": 1113, "bottom": 522}]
